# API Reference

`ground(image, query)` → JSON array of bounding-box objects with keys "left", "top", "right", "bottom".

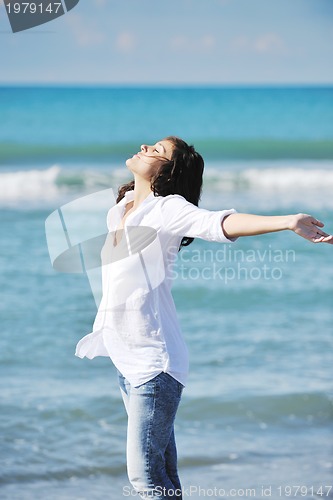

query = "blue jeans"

[{"left": 118, "top": 371, "right": 184, "bottom": 499}]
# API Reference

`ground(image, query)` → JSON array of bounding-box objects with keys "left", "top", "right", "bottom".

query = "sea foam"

[{"left": 1, "top": 163, "right": 332, "bottom": 208}]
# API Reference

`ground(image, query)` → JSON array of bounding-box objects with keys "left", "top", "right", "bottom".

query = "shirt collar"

[
  {"left": 123, "top": 190, "right": 155, "bottom": 205},
  {"left": 123, "top": 190, "right": 134, "bottom": 203}
]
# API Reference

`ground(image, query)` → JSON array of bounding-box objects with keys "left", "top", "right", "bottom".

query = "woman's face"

[{"left": 126, "top": 140, "right": 174, "bottom": 181}]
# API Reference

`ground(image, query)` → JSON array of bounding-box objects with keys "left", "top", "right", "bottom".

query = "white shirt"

[{"left": 75, "top": 190, "right": 237, "bottom": 387}]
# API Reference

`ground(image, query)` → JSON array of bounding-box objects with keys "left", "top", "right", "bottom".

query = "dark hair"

[{"left": 117, "top": 136, "right": 204, "bottom": 249}]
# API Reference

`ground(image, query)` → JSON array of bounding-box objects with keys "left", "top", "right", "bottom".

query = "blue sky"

[{"left": 1, "top": 0, "right": 333, "bottom": 85}]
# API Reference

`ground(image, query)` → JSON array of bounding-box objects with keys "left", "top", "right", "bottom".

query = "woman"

[{"left": 76, "top": 136, "right": 332, "bottom": 499}]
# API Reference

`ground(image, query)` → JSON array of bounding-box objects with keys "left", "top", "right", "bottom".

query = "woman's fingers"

[
  {"left": 293, "top": 214, "right": 332, "bottom": 243},
  {"left": 312, "top": 219, "right": 324, "bottom": 227},
  {"left": 321, "top": 234, "right": 333, "bottom": 243},
  {"left": 303, "top": 215, "right": 333, "bottom": 243},
  {"left": 315, "top": 229, "right": 330, "bottom": 237},
  {"left": 313, "top": 233, "right": 333, "bottom": 243}
]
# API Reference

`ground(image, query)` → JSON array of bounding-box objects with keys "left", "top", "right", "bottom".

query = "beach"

[{"left": 1, "top": 86, "right": 332, "bottom": 499}]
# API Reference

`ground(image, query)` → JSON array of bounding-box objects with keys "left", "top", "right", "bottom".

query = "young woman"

[{"left": 75, "top": 136, "right": 332, "bottom": 499}]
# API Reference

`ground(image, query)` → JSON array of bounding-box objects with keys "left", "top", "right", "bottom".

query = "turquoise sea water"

[
  {"left": 1, "top": 86, "right": 333, "bottom": 164},
  {"left": 0, "top": 87, "right": 332, "bottom": 499}
]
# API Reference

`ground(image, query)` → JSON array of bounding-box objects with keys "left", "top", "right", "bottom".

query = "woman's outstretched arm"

[{"left": 222, "top": 213, "right": 333, "bottom": 244}]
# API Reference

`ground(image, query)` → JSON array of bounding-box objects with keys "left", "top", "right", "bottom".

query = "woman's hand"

[{"left": 288, "top": 213, "right": 333, "bottom": 244}]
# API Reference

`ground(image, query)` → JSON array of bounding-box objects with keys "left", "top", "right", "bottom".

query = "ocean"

[{"left": 0, "top": 86, "right": 332, "bottom": 499}]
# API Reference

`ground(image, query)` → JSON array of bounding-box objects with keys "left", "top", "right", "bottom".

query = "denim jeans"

[{"left": 118, "top": 371, "right": 184, "bottom": 499}]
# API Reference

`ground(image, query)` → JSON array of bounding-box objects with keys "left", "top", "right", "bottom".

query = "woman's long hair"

[{"left": 117, "top": 136, "right": 204, "bottom": 249}]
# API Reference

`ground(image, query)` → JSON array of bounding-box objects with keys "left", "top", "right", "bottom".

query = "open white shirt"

[{"left": 75, "top": 190, "right": 237, "bottom": 387}]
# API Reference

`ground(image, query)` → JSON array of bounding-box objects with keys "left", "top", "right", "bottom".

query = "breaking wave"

[{"left": 1, "top": 162, "right": 333, "bottom": 208}]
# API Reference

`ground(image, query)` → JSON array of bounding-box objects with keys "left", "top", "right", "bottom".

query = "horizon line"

[{"left": 1, "top": 82, "right": 333, "bottom": 89}]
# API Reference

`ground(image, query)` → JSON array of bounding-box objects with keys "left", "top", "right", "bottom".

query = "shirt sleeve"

[{"left": 159, "top": 195, "right": 238, "bottom": 243}]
